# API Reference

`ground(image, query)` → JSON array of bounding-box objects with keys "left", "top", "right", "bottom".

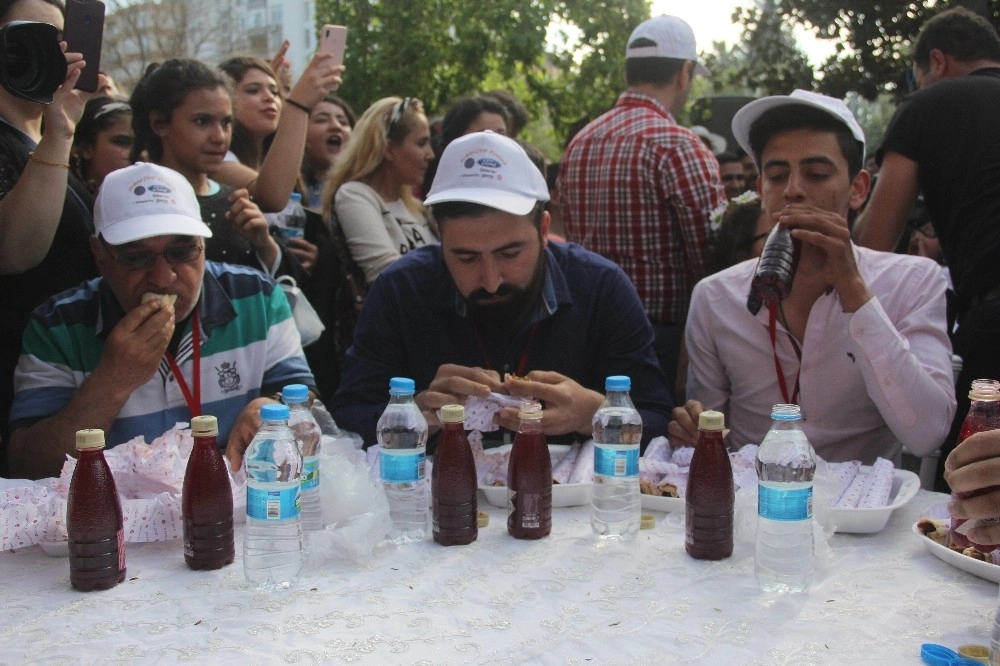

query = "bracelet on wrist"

[
  {"left": 28, "top": 150, "right": 70, "bottom": 169},
  {"left": 284, "top": 98, "right": 312, "bottom": 114}
]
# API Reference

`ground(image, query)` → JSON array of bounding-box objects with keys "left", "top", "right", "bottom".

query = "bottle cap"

[
  {"left": 190, "top": 415, "right": 219, "bottom": 437},
  {"left": 476, "top": 511, "right": 490, "bottom": 528},
  {"left": 698, "top": 410, "right": 725, "bottom": 431},
  {"left": 440, "top": 404, "right": 465, "bottom": 423},
  {"left": 518, "top": 401, "right": 543, "bottom": 420},
  {"left": 281, "top": 383, "right": 309, "bottom": 403},
  {"left": 75, "top": 428, "right": 105, "bottom": 451},
  {"left": 957, "top": 645, "right": 989, "bottom": 664},
  {"left": 260, "top": 403, "right": 290, "bottom": 421},
  {"left": 640, "top": 513, "right": 655, "bottom": 529},
  {"left": 968, "top": 378, "right": 1000, "bottom": 401},
  {"left": 290, "top": 192, "right": 302, "bottom": 202},
  {"left": 389, "top": 377, "right": 416, "bottom": 396},
  {"left": 605, "top": 375, "right": 631, "bottom": 391},
  {"left": 770, "top": 403, "right": 802, "bottom": 420}
]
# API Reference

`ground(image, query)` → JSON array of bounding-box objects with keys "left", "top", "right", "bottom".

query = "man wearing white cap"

[
  {"left": 558, "top": 14, "right": 726, "bottom": 393},
  {"left": 331, "top": 131, "right": 672, "bottom": 450},
  {"left": 669, "top": 91, "right": 955, "bottom": 465},
  {"left": 8, "top": 162, "right": 314, "bottom": 479}
]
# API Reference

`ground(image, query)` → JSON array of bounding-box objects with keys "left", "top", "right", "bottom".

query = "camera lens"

[{"left": 0, "top": 21, "right": 67, "bottom": 104}]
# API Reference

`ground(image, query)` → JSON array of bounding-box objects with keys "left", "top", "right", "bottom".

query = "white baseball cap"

[
  {"left": 94, "top": 162, "right": 212, "bottom": 245},
  {"left": 731, "top": 89, "right": 866, "bottom": 164},
  {"left": 626, "top": 15, "right": 709, "bottom": 76},
  {"left": 424, "top": 131, "right": 549, "bottom": 216}
]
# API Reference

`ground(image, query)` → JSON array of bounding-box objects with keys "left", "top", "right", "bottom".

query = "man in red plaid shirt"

[{"left": 558, "top": 14, "right": 725, "bottom": 390}]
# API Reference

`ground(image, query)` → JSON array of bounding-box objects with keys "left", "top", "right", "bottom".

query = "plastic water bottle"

[
  {"left": 282, "top": 384, "right": 323, "bottom": 531},
  {"left": 276, "top": 192, "right": 307, "bottom": 240},
  {"left": 755, "top": 403, "right": 816, "bottom": 594},
  {"left": 590, "top": 375, "right": 642, "bottom": 540},
  {"left": 376, "top": 377, "right": 429, "bottom": 543},
  {"left": 243, "top": 403, "right": 303, "bottom": 590}
]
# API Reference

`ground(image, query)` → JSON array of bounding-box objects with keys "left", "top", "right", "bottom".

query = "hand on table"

[
  {"left": 497, "top": 370, "right": 603, "bottom": 437},
  {"left": 945, "top": 430, "right": 1000, "bottom": 546}
]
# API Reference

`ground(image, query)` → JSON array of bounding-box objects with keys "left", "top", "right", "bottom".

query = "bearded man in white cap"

[
  {"left": 558, "top": 14, "right": 726, "bottom": 393},
  {"left": 331, "top": 131, "right": 672, "bottom": 452},
  {"left": 669, "top": 91, "right": 955, "bottom": 465},
  {"left": 8, "top": 162, "right": 315, "bottom": 479}
]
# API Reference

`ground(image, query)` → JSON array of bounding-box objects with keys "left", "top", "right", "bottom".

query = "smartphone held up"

[
  {"left": 63, "top": 0, "right": 105, "bottom": 93},
  {"left": 319, "top": 24, "right": 347, "bottom": 67}
]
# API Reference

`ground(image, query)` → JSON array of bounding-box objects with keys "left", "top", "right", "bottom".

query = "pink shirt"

[{"left": 685, "top": 246, "right": 956, "bottom": 464}]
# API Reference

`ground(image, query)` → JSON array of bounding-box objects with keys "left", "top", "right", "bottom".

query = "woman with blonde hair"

[{"left": 322, "top": 96, "right": 437, "bottom": 285}]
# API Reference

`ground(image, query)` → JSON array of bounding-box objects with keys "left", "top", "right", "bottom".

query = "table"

[{"left": 1, "top": 489, "right": 995, "bottom": 665}]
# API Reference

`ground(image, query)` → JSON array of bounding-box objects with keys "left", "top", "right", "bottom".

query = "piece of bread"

[{"left": 142, "top": 292, "right": 177, "bottom": 306}]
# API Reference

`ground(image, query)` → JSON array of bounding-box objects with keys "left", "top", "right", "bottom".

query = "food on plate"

[
  {"left": 472, "top": 439, "right": 592, "bottom": 487},
  {"left": 918, "top": 517, "right": 1000, "bottom": 565}
]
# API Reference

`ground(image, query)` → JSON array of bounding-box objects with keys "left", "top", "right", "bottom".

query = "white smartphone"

[{"left": 319, "top": 24, "right": 347, "bottom": 67}]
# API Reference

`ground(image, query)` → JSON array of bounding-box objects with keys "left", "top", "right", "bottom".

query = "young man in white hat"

[
  {"left": 558, "top": 14, "right": 726, "bottom": 394},
  {"left": 331, "top": 131, "right": 672, "bottom": 451},
  {"left": 669, "top": 91, "right": 955, "bottom": 465},
  {"left": 8, "top": 162, "right": 314, "bottom": 479}
]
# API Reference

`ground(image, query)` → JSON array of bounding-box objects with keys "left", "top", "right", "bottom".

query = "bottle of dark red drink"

[
  {"left": 67, "top": 429, "right": 126, "bottom": 591},
  {"left": 950, "top": 379, "right": 1000, "bottom": 551},
  {"left": 432, "top": 404, "right": 478, "bottom": 546},
  {"left": 507, "top": 402, "right": 552, "bottom": 539},
  {"left": 182, "top": 415, "right": 235, "bottom": 570},
  {"left": 685, "top": 410, "right": 734, "bottom": 560}
]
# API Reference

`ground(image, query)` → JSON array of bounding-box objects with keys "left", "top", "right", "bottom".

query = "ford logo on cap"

[
  {"left": 148, "top": 184, "right": 171, "bottom": 194},
  {"left": 477, "top": 158, "right": 501, "bottom": 169}
]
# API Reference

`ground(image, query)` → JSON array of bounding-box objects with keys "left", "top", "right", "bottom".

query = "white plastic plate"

[
  {"left": 828, "top": 467, "right": 920, "bottom": 534},
  {"left": 912, "top": 520, "right": 1000, "bottom": 583},
  {"left": 477, "top": 444, "right": 592, "bottom": 508},
  {"left": 640, "top": 493, "right": 683, "bottom": 513}
]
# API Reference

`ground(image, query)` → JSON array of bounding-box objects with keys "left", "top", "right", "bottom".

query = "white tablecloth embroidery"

[{"left": 1, "top": 489, "right": 994, "bottom": 665}]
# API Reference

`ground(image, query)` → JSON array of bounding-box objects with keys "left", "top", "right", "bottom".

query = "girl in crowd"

[
  {"left": 301, "top": 93, "right": 355, "bottom": 209},
  {"left": 323, "top": 96, "right": 437, "bottom": 285},
  {"left": 129, "top": 58, "right": 305, "bottom": 282},
  {"left": 421, "top": 94, "right": 508, "bottom": 196},
  {"left": 71, "top": 96, "right": 133, "bottom": 194},
  {"left": 708, "top": 192, "right": 771, "bottom": 274}
]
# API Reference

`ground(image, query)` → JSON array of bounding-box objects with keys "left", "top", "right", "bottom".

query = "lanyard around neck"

[
  {"left": 470, "top": 320, "right": 538, "bottom": 378},
  {"left": 165, "top": 309, "right": 201, "bottom": 417},
  {"left": 768, "top": 303, "right": 801, "bottom": 405}
]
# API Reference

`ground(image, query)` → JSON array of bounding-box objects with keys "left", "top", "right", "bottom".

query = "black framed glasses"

[{"left": 106, "top": 244, "right": 203, "bottom": 271}]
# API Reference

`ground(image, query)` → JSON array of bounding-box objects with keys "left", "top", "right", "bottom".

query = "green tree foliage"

[
  {"left": 314, "top": 0, "right": 648, "bottom": 142},
  {"left": 762, "top": 0, "right": 1000, "bottom": 99}
]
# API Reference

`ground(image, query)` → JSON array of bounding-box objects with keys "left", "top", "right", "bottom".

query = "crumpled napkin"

[{"left": 1, "top": 423, "right": 243, "bottom": 551}]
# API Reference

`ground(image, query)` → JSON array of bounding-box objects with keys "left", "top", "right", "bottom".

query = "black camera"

[{"left": 0, "top": 21, "right": 67, "bottom": 104}]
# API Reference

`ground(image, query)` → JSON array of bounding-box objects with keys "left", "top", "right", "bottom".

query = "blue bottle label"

[
  {"left": 757, "top": 484, "right": 813, "bottom": 521},
  {"left": 247, "top": 482, "right": 300, "bottom": 520},
  {"left": 593, "top": 444, "right": 639, "bottom": 478},
  {"left": 301, "top": 456, "right": 320, "bottom": 491},
  {"left": 380, "top": 449, "right": 426, "bottom": 483}
]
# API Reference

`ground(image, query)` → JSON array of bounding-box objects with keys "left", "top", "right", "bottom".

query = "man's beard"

[{"left": 465, "top": 254, "right": 545, "bottom": 333}]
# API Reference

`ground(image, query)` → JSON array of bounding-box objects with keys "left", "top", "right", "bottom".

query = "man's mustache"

[{"left": 468, "top": 284, "right": 517, "bottom": 302}]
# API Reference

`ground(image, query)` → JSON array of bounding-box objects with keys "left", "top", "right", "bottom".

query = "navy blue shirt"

[{"left": 331, "top": 241, "right": 673, "bottom": 449}]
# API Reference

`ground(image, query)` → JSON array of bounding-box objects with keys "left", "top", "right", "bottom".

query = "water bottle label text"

[
  {"left": 247, "top": 484, "right": 301, "bottom": 521},
  {"left": 758, "top": 484, "right": 813, "bottom": 521},
  {"left": 301, "top": 457, "right": 320, "bottom": 491},
  {"left": 380, "top": 449, "right": 426, "bottom": 483},
  {"left": 594, "top": 444, "right": 639, "bottom": 477}
]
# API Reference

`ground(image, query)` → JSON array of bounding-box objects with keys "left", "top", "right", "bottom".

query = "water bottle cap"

[
  {"left": 74, "top": 428, "right": 105, "bottom": 450},
  {"left": 770, "top": 403, "right": 802, "bottom": 420},
  {"left": 518, "top": 401, "right": 543, "bottom": 419},
  {"left": 260, "top": 403, "right": 290, "bottom": 421},
  {"left": 388, "top": 377, "right": 416, "bottom": 395},
  {"left": 605, "top": 375, "right": 631, "bottom": 391},
  {"left": 281, "top": 383, "right": 309, "bottom": 402},
  {"left": 190, "top": 415, "right": 219, "bottom": 437},
  {"left": 919, "top": 643, "right": 985, "bottom": 666},
  {"left": 289, "top": 192, "right": 302, "bottom": 202},
  {"left": 440, "top": 404, "right": 465, "bottom": 423},
  {"left": 698, "top": 410, "right": 724, "bottom": 431},
  {"left": 968, "top": 378, "right": 1000, "bottom": 401}
]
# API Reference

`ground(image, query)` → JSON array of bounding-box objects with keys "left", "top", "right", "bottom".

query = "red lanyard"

[
  {"left": 768, "top": 303, "right": 801, "bottom": 405},
  {"left": 165, "top": 309, "right": 201, "bottom": 418},
  {"left": 470, "top": 321, "right": 537, "bottom": 377}
]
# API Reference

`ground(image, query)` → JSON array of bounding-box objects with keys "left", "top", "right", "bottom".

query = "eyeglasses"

[
  {"left": 386, "top": 97, "right": 417, "bottom": 135},
  {"left": 106, "top": 244, "right": 203, "bottom": 271}
]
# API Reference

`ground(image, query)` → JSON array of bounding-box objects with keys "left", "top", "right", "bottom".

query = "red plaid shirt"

[{"left": 558, "top": 91, "right": 725, "bottom": 324}]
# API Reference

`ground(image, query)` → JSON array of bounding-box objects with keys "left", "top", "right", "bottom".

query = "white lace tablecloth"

[{"left": 1, "top": 489, "right": 995, "bottom": 665}]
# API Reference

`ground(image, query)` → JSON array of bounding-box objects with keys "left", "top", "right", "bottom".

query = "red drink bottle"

[
  {"left": 67, "top": 428, "right": 126, "bottom": 591},
  {"left": 432, "top": 404, "right": 478, "bottom": 546},
  {"left": 950, "top": 379, "right": 1000, "bottom": 550},
  {"left": 685, "top": 410, "right": 734, "bottom": 560},
  {"left": 182, "top": 415, "right": 235, "bottom": 570},
  {"left": 507, "top": 402, "right": 552, "bottom": 539}
]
